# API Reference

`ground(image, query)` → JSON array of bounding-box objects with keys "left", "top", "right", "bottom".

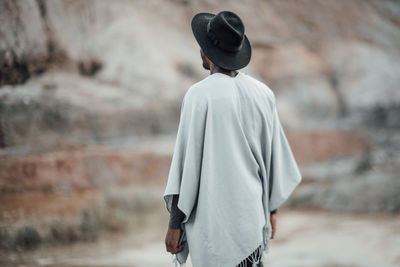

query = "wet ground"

[{"left": 1, "top": 209, "right": 400, "bottom": 267}]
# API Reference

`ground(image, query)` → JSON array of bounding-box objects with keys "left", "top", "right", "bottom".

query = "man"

[{"left": 163, "top": 11, "right": 302, "bottom": 267}]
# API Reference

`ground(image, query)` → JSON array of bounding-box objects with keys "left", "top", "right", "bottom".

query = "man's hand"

[
  {"left": 165, "top": 227, "right": 185, "bottom": 254},
  {"left": 270, "top": 213, "right": 277, "bottom": 239}
]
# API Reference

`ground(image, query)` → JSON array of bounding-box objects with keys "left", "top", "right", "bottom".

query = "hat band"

[{"left": 206, "top": 22, "right": 244, "bottom": 52}]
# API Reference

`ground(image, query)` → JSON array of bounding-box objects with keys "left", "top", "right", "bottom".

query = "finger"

[
  {"left": 166, "top": 244, "right": 172, "bottom": 253},
  {"left": 166, "top": 242, "right": 173, "bottom": 252},
  {"left": 165, "top": 237, "right": 171, "bottom": 252},
  {"left": 176, "top": 244, "right": 185, "bottom": 253},
  {"left": 171, "top": 243, "right": 185, "bottom": 254}
]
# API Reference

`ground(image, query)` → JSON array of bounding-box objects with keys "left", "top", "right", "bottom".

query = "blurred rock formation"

[{"left": 0, "top": 0, "right": 399, "bottom": 228}]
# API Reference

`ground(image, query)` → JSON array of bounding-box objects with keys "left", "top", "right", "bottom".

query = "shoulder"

[
  {"left": 182, "top": 77, "right": 211, "bottom": 110},
  {"left": 243, "top": 73, "right": 276, "bottom": 101},
  {"left": 241, "top": 72, "right": 277, "bottom": 110},
  {"left": 187, "top": 74, "right": 218, "bottom": 95}
]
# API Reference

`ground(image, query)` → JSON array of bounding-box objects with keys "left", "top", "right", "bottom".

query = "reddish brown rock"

[
  {"left": 287, "top": 130, "right": 372, "bottom": 165},
  {"left": 0, "top": 144, "right": 171, "bottom": 194}
]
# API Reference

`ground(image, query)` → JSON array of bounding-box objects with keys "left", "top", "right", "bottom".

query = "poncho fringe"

[
  {"left": 172, "top": 242, "right": 265, "bottom": 267},
  {"left": 236, "top": 244, "right": 263, "bottom": 267}
]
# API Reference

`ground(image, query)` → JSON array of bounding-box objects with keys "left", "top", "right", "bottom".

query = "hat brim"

[{"left": 191, "top": 12, "right": 252, "bottom": 71}]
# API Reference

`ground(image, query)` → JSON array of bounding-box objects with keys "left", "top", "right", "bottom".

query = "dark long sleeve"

[{"left": 168, "top": 194, "right": 186, "bottom": 229}]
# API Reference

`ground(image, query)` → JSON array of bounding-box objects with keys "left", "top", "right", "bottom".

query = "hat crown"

[{"left": 206, "top": 11, "right": 245, "bottom": 52}]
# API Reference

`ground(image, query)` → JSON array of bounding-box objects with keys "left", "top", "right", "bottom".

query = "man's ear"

[
  {"left": 200, "top": 49, "right": 211, "bottom": 70},
  {"left": 204, "top": 54, "right": 212, "bottom": 67}
]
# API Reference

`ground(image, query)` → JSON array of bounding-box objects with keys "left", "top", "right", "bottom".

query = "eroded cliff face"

[
  {"left": 0, "top": 0, "right": 48, "bottom": 85},
  {"left": 0, "top": 0, "right": 399, "bottom": 228}
]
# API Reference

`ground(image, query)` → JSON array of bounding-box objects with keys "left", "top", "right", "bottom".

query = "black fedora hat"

[{"left": 191, "top": 11, "right": 251, "bottom": 71}]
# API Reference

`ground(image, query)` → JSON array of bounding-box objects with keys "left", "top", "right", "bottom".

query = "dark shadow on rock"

[
  {"left": 78, "top": 59, "right": 103, "bottom": 77},
  {"left": 15, "top": 225, "right": 41, "bottom": 250}
]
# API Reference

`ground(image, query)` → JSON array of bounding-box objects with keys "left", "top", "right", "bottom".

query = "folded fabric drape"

[
  {"left": 169, "top": 194, "right": 277, "bottom": 230},
  {"left": 164, "top": 71, "right": 302, "bottom": 267}
]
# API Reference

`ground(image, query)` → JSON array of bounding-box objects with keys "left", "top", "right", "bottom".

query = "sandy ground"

[{"left": 1, "top": 209, "right": 400, "bottom": 267}]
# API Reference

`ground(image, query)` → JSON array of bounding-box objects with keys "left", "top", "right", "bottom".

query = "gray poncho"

[{"left": 163, "top": 71, "right": 302, "bottom": 267}]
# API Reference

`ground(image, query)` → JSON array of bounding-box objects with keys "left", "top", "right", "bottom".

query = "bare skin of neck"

[{"left": 211, "top": 65, "right": 238, "bottom": 77}]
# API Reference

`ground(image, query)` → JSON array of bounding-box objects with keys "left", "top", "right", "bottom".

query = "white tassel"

[
  {"left": 172, "top": 254, "right": 178, "bottom": 267},
  {"left": 248, "top": 245, "right": 262, "bottom": 267},
  {"left": 171, "top": 254, "right": 186, "bottom": 267},
  {"left": 236, "top": 244, "right": 263, "bottom": 267}
]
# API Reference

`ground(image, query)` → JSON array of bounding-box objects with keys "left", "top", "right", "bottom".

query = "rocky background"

[{"left": 0, "top": 0, "right": 399, "bottom": 263}]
